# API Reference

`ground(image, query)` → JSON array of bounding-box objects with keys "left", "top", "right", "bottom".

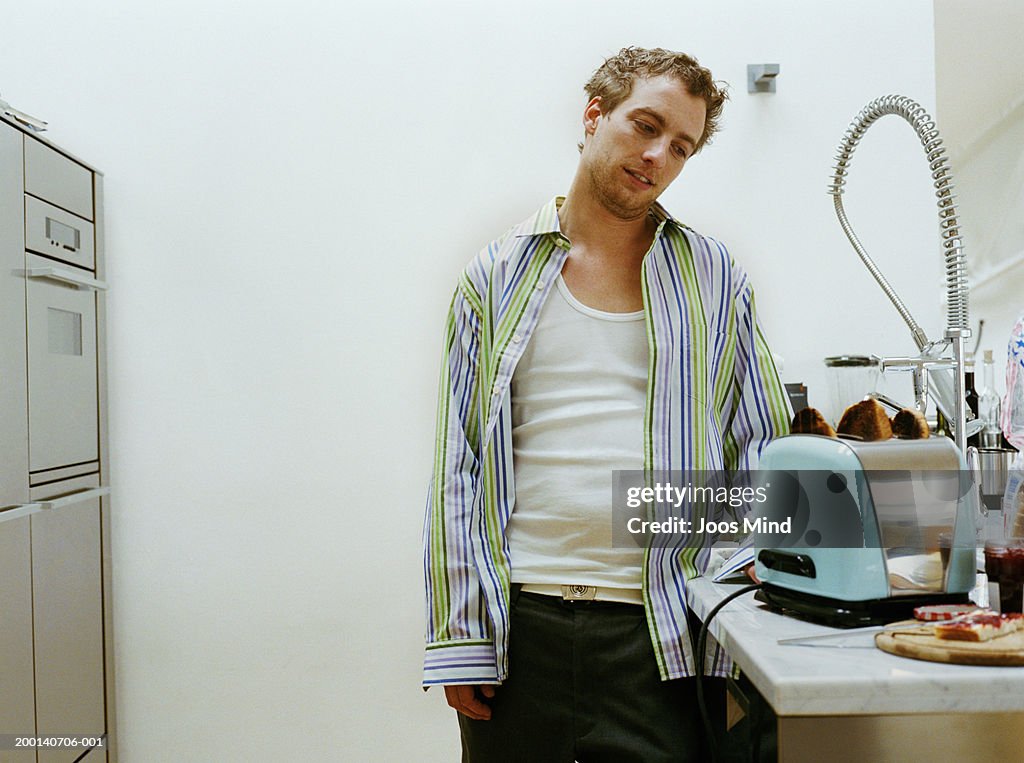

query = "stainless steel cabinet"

[{"left": 1, "top": 116, "right": 115, "bottom": 762}]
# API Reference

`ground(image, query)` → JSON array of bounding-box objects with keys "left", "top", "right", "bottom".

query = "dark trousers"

[{"left": 458, "top": 589, "right": 742, "bottom": 763}]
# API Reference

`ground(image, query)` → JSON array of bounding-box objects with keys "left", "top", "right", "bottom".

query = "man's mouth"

[{"left": 625, "top": 169, "right": 655, "bottom": 186}]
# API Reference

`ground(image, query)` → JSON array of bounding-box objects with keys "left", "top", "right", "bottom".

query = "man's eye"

[
  {"left": 672, "top": 145, "right": 688, "bottom": 159},
  {"left": 635, "top": 121, "right": 655, "bottom": 134}
]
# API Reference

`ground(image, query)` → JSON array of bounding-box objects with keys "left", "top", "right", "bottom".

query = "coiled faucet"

[{"left": 828, "top": 95, "right": 972, "bottom": 451}]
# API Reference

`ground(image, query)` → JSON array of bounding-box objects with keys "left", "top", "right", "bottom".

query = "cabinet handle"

[
  {"left": 0, "top": 503, "right": 44, "bottom": 524},
  {"left": 24, "top": 266, "right": 109, "bottom": 292},
  {"left": 40, "top": 486, "right": 111, "bottom": 511}
]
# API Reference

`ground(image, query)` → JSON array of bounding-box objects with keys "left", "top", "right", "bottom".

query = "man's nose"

[{"left": 642, "top": 140, "right": 669, "bottom": 168}]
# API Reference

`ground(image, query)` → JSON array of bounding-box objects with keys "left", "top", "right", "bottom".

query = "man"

[{"left": 423, "top": 47, "right": 791, "bottom": 761}]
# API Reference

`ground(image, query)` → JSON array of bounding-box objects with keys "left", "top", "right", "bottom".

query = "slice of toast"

[
  {"left": 790, "top": 407, "right": 836, "bottom": 438},
  {"left": 933, "top": 612, "right": 1024, "bottom": 642},
  {"left": 837, "top": 398, "right": 893, "bottom": 441},
  {"left": 891, "top": 408, "right": 930, "bottom": 439}
]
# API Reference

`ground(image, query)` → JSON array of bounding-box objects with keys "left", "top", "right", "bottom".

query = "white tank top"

[{"left": 507, "top": 276, "right": 647, "bottom": 589}]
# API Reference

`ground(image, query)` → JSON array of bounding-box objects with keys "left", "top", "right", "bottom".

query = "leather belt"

[{"left": 519, "top": 583, "right": 644, "bottom": 606}]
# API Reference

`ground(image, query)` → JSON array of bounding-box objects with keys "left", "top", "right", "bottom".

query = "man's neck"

[
  {"left": 557, "top": 184, "right": 658, "bottom": 264},
  {"left": 554, "top": 177, "right": 662, "bottom": 313}
]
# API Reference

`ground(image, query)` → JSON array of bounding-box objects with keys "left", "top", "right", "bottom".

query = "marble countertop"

[{"left": 687, "top": 577, "right": 1024, "bottom": 716}]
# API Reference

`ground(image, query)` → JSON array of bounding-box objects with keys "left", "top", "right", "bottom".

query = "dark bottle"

[{"left": 965, "top": 354, "right": 980, "bottom": 447}]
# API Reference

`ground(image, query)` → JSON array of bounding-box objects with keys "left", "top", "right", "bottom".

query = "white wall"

[
  {"left": 0, "top": 1, "right": 939, "bottom": 760},
  {"left": 935, "top": 0, "right": 1024, "bottom": 398}
]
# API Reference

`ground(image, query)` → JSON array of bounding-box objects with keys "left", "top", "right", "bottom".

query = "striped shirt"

[{"left": 423, "top": 197, "right": 792, "bottom": 687}]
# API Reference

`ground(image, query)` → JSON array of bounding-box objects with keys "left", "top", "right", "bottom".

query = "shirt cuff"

[{"left": 422, "top": 639, "right": 499, "bottom": 688}]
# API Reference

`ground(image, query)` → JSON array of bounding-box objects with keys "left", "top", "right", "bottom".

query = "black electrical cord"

[{"left": 694, "top": 582, "right": 762, "bottom": 763}]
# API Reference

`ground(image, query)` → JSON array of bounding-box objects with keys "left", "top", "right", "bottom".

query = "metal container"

[{"left": 969, "top": 447, "right": 1016, "bottom": 513}]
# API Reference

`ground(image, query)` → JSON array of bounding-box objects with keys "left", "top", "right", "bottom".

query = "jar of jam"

[{"left": 984, "top": 541, "right": 1024, "bottom": 613}]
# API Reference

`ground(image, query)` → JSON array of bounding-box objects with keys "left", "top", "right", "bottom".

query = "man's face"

[{"left": 580, "top": 75, "right": 707, "bottom": 220}]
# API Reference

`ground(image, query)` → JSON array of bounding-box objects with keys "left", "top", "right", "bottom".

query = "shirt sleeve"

[
  {"left": 422, "top": 279, "right": 500, "bottom": 688},
  {"left": 722, "top": 271, "right": 793, "bottom": 474}
]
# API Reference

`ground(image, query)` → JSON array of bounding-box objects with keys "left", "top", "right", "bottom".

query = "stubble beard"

[{"left": 584, "top": 152, "right": 655, "bottom": 222}]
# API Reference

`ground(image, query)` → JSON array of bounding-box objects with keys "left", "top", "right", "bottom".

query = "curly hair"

[{"left": 580, "top": 47, "right": 729, "bottom": 153}]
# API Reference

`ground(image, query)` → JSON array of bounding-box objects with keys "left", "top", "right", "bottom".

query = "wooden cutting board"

[{"left": 876, "top": 620, "right": 1024, "bottom": 666}]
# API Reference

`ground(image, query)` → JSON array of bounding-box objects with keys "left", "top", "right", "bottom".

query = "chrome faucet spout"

[{"left": 828, "top": 95, "right": 971, "bottom": 450}]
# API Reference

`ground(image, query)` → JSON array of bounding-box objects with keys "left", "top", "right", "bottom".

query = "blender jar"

[{"left": 824, "top": 355, "right": 881, "bottom": 426}]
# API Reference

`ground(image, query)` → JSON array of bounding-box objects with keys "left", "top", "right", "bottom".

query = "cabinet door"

[
  {"left": 31, "top": 479, "right": 106, "bottom": 763},
  {"left": 0, "top": 515, "right": 37, "bottom": 762},
  {"left": 1, "top": 123, "right": 29, "bottom": 491},
  {"left": 23, "top": 137, "right": 93, "bottom": 221},
  {"left": 25, "top": 252, "right": 100, "bottom": 473}
]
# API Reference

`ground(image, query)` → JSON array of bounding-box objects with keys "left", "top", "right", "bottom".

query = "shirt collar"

[{"left": 513, "top": 196, "right": 683, "bottom": 238}]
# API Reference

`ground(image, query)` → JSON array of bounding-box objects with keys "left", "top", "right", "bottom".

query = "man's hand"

[
  {"left": 744, "top": 561, "right": 760, "bottom": 584},
  {"left": 444, "top": 684, "right": 496, "bottom": 720}
]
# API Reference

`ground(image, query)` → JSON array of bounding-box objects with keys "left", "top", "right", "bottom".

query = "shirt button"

[
  {"left": 535, "top": 281, "right": 544, "bottom": 290},
  {"left": 512, "top": 334, "right": 522, "bottom": 343}
]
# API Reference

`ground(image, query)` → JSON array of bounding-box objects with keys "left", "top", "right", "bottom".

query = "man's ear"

[{"left": 583, "top": 96, "right": 604, "bottom": 137}]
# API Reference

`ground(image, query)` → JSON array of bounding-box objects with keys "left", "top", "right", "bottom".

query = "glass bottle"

[
  {"left": 935, "top": 409, "right": 953, "bottom": 440},
  {"left": 978, "top": 349, "right": 1002, "bottom": 448}
]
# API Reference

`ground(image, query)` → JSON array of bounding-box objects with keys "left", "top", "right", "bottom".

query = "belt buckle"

[{"left": 561, "top": 585, "right": 597, "bottom": 601}]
